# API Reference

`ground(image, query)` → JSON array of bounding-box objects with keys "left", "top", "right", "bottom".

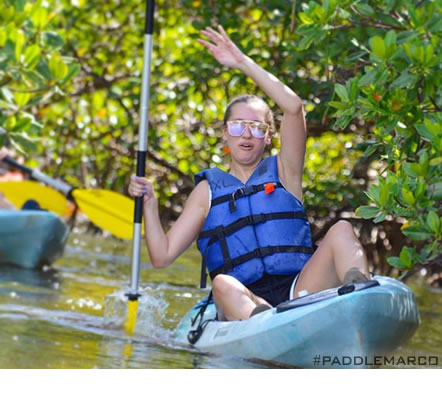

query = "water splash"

[{"left": 104, "top": 285, "right": 172, "bottom": 340}]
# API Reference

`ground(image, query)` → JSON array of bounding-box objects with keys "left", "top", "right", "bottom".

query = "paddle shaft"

[
  {"left": 128, "top": 0, "right": 155, "bottom": 299},
  {"left": 3, "top": 156, "right": 73, "bottom": 196}
]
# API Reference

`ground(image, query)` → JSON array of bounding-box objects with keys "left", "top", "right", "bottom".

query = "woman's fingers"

[
  {"left": 129, "top": 175, "right": 153, "bottom": 198},
  {"left": 203, "top": 26, "right": 224, "bottom": 43},
  {"left": 197, "top": 38, "right": 216, "bottom": 52},
  {"left": 217, "top": 25, "right": 230, "bottom": 41},
  {"left": 200, "top": 25, "right": 230, "bottom": 46}
]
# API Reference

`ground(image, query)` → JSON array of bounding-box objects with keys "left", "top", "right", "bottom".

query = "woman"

[{"left": 128, "top": 25, "right": 369, "bottom": 321}]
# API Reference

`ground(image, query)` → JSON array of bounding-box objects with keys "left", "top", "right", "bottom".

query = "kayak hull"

[
  {"left": 0, "top": 210, "right": 69, "bottom": 269},
  {"left": 175, "top": 276, "right": 420, "bottom": 368}
]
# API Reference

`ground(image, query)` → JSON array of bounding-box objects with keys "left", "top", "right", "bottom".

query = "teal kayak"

[
  {"left": 0, "top": 210, "right": 69, "bottom": 269},
  {"left": 175, "top": 276, "right": 420, "bottom": 368}
]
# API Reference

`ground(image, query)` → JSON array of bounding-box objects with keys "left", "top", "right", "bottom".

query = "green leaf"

[
  {"left": 399, "top": 246, "right": 412, "bottom": 268},
  {"left": 385, "top": 30, "right": 397, "bottom": 49},
  {"left": 401, "top": 187, "right": 415, "bottom": 206},
  {"left": 349, "top": 78, "right": 359, "bottom": 101},
  {"left": 415, "top": 123, "right": 434, "bottom": 141},
  {"left": 373, "top": 211, "right": 387, "bottom": 223},
  {"left": 402, "top": 225, "right": 433, "bottom": 241},
  {"left": 9, "top": 132, "right": 38, "bottom": 151},
  {"left": 362, "top": 143, "right": 380, "bottom": 158},
  {"left": 36, "top": 58, "right": 52, "bottom": 80},
  {"left": 31, "top": 7, "right": 48, "bottom": 30},
  {"left": 0, "top": 30, "right": 6, "bottom": 47},
  {"left": 24, "top": 45, "right": 41, "bottom": 69},
  {"left": 43, "top": 31, "right": 65, "bottom": 48},
  {"left": 48, "top": 53, "right": 68, "bottom": 81},
  {"left": 391, "top": 70, "right": 418, "bottom": 88},
  {"left": 419, "top": 151, "right": 429, "bottom": 175},
  {"left": 334, "top": 83, "right": 349, "bottom": 102},
  {"left": 415, "top": 182, "right": 426, "bottom": 201},
  {"left": 299, "top": 12, "right": 314, "bottom": 24},
  {"left": 424, "top": 118, "right": 440, "bottom": 135},
  {"left": 430, "top": 157, "right": 442, "bottom": 166},
  {"left": 14, "top": 91, "right": 31, "bottom": 107},
  {"left": 358, "top": 68, "right": 377, "bottom": 87},
  {"left": 387, "top": 256, "right": 408, "bottom": 269},
  {"left": 370, "top": 36, "right": 386, "bottom": 59},
  {"left": 13, "top": 30, "right": 26, "bottom": 62},
  {"left": 13, "top": 0, "right": 27, "bottom": 12},
  {"left": 60, "top": 63, "right": 81, "bottom": 85},
  {"left": 403, "top": 162, "right": 422, "bottom": 178},
  {"left": 429, "top": 182, "right": 442, "bottom": 200},
  {"left": 379, "top": 182, "right": 390, "bottom": 206},
  {"left": 356, "top": 206, "right": 381, "bottom": 219},
  {"left": 329, "top": 101, "right": 347, "bottom": 110},
  {"left": 365, "top": 184, "right": 380, "bottom": 204},
  {"left": 354, "top": 3, "right": 374, "bottom": 17},
  {"left": 426, "top": 210, "right": 440, "bottom": 234},
  {"left": 424, "top": 45, "right": 434, "bottom": 65}
]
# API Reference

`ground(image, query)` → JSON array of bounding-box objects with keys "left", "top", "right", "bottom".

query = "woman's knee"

[
  {"left": 320, "top": 220, "right": 357, "bottom": 249},
  {"left": 212, "top": 274, "right": 237, "bottom": 298},
  {"left": 328, "top": 220, "right": 355, "bottom": 237}
]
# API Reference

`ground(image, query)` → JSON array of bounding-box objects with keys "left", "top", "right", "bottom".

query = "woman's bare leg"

[
  {"left": 212, "top": 274, "right": 270, "bottom": 321},
  {"left": 293, "top": 220, "right": 369, "bottom": 298}
]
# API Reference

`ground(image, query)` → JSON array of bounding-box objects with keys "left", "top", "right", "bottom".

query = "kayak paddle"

[
  {"left": 0, "top": 180, "right": 70, "bottom": 215},
  {"left": 2, "top": 156, "right": 136, "bottom": 240},
  {"left": 124, "top": 0, "right": 155, "bottom": 335}
]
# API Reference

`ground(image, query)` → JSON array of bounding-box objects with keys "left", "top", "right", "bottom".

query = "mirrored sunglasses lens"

[
  {"left": 250, "top": 123, "right": 266, "bottom": 138},
  {"left": 228, "top": 122, "right": 245, "bottom": 136}
]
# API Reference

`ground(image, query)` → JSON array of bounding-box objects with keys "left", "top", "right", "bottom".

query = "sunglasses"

[{"left": 226, "top": 120, "right": 269, "bottom": 139}]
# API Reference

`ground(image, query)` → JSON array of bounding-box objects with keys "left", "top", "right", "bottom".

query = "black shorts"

[{"left": 247, "top": 273, "right": 298, "bottom": 307}]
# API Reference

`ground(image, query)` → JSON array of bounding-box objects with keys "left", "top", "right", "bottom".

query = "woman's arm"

[
  {"left": 129, "top": 175, "right": 209, "bottom": 268},
  {"left": 199, "top": 26, "right": 307, "bottom": 189}
]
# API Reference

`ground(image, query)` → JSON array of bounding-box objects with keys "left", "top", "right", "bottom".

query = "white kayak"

[{"left": 174, "top": 276, "right": 420, "bottom": 368}]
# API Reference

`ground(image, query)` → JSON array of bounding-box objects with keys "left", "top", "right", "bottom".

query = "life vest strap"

[
  {"left": 199, "top": 211, "right": 307, "bottom": 242},
  {"left": 210, "top": 182, "right": 284, "bottom": 210},
  {"left": 208, "top": 245, "right": 315, "bottom": 281}
]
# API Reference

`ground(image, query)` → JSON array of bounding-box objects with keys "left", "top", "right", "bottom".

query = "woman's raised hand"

[{"left": 198, "top": 25, "right": 246, "bottom": 68}]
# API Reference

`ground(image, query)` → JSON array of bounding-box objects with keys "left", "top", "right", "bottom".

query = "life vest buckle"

[
  {"left": 233, "top": 185, "right": 256, "bottom": 200},
  {"left": 252, "top": 213, "right": 266, "bottom": 224},
  {"left": 246, "top": 213, "right": 266, "bottom": 225},
  {"left": 255, "top": 246, "right": 273, "bottom": 258}
]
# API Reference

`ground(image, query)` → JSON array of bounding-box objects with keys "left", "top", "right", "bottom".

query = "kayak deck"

[
  {"left": 175, "top": 276, "right": 420, "bottom": 368},
  {"left": 0, "top": 210, "right": 69, "bottom": 269}
]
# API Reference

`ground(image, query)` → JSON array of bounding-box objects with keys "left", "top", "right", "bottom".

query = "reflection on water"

[{"left": 0, "top": 232, "right": 440, "bottom": 368}]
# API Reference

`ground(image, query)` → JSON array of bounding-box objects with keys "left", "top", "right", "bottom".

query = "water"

[{"left": 0, "top": 232, "right": 440, "bottom": 369}]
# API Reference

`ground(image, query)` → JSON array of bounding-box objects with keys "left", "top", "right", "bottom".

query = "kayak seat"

[{"left": 21, "top": 199, "right": 46, "bottom": 211}]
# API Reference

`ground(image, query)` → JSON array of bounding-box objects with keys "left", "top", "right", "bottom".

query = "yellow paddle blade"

[
  {"left": 0, "top": 181, "right": 70, "bottom": 216},
  {"left": 72, "top": 188, "right": 142, "bottom": 240},
  {"left": 124, "top": 300, "right": 139, "bottom": 335}
]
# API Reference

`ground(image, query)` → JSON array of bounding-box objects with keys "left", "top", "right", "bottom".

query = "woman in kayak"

[
  {"left": 0, "top": 147, "right": 17, "bottom": 210},
  {"left": 128, "top": 25, "right": 369, "bottom": 321}
]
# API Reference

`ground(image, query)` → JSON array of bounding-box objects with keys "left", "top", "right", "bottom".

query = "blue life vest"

[{"left": 195, "top": 156, "right": 314, "bottom": 288}]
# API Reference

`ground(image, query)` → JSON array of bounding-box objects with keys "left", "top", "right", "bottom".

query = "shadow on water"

[{"left": 0, "top": 264, "right": 61, "bottom": 289}]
